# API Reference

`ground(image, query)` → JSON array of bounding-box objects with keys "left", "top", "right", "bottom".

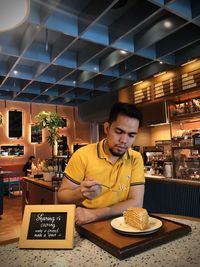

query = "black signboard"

[
  {"left": 9, "top": 110, "right": 22, "bottom": 138},
  {"left": 27, "top": 212, "right": 67, "bottom": 240}
]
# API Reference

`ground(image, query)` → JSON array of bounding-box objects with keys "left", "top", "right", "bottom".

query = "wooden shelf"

[
  {"left": 170, "top": 111, "right": 200, "bottom": 122},
  {"left": 172, "top": 146, "right": 200, "bottom": 150}
]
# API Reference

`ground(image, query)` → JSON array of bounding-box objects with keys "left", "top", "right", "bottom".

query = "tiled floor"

[{"left": 0, "top": 192, "right": 22, "bottom": 245}]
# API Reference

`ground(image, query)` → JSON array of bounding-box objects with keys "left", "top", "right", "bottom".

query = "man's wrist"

[{"left": 79, "top": 187, "right": 86, "bottom": 202}]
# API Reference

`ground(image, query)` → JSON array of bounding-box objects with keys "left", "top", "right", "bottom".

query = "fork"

[{"left": 98, "top": 183, "right": 127, "bottom": 192}]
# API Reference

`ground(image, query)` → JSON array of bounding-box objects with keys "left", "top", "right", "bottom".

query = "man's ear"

[{"left": 104, "top": 122, "right": 110, "bottom": 135}]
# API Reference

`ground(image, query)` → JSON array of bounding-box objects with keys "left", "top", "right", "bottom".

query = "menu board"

[
  {"left": 19, "top": 204, "right": 75, "bottom": 249},
  {"left": 182, "top": 72, "right": 197, "bottom": 90},
  {"left": 133, "top": 86, "right": 151, "bottom": 104},
  {"left": 132, "top": 63, "right": 200, "bottom": 104},
  {"left": 154, "top": 77, "right": 177, "bottom": 99}
]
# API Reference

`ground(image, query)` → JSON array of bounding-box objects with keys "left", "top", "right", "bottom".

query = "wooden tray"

[{"left": 76, "top": 215, "right": 191, "bottom": 259}]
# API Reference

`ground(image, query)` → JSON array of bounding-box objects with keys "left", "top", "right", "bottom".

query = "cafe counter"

[
  {"left": 0, "top": 216, "right": 199, "bottom": 267},
  {"left": 22, "top": 176, "right": 200, "bottom": 218}
]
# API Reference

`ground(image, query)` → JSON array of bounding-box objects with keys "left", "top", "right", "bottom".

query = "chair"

[
  {"left": 1, "top": 164, "right": 24, "bottom": 197},
  {"left": 3, "top": 175, "right": 22, "bottom": 197}
]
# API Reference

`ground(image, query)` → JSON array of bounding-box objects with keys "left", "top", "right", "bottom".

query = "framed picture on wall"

[
  {"left": 8, "top": 110, "right": 22, "bottom": 138},
  {"left": 31, "top": 124, "right": 42, "bottom": 143},
  {"left": 61, "top": 117, "right": 67, "bottom": 128},
  {"left": 0, "top": 145, "right": 24, "bottom": 156}
]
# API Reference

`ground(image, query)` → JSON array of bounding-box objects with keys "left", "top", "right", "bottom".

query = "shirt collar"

[{"left": 97, "top": 139, "right": 107, "bottom": 159}]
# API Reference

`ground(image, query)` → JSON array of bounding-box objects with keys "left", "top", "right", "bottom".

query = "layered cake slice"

[{"left": 123, "top": 207, "right": 149, "bottom": 230}]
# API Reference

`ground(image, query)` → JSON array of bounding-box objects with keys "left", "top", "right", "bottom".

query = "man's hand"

[
  {"left": 75, "top": 207, "right": 98, "bottom": 225},
  {"left": 80, "top": 178, "right": 102, "bottom": 200}
]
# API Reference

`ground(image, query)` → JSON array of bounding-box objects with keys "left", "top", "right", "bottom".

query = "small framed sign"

[
  {"left": 61, "top": 117, "right": 67, "bottom": 128},
  {"left": 31, "top": 124, "right": 42, "bottom": 143},
  {"left": 19, "top": 204, "right": 75, "bottom": 249}
]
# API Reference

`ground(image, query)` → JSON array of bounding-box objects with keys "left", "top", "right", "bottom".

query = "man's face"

[{"left": 104, "top": 114, "right": 139, "bottom": 157}]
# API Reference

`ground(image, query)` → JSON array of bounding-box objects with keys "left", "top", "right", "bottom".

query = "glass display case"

[
  {"left": 172, "top": 146, "right": 200, "bottom": 181},
  {"left": 168, "top": 97, "right": 200, "bottom": 121},
  {"left": 143, "top": 146, "right": 165, "bottom": 175},
  {"left": 169, "top": 108, "right": 200, "bottom": 181}
]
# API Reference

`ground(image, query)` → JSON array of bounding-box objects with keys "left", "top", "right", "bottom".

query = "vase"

[{"left": 43, "top": 172, "right": 54, "bottom": 181}]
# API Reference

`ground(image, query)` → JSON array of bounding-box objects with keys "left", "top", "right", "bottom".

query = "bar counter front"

[
  {"left": 0, "top": 216, "right": 199, "bottom": 267},
  {"left": 21, "top": 176, "right": 200, "bottom": 218}
]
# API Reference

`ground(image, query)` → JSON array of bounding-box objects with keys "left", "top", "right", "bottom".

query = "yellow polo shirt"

[{"left": 64, "top": 139, "right": 145, "bottom": 208}]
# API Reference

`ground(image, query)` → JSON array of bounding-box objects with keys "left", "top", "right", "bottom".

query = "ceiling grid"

[{"left": 0, "top": 0, "right": 199, "bottom": 106}]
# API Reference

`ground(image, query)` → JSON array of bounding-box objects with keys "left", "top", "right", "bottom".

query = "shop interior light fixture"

[
  {"left": 153, "top": 71, "right": 167, "bottom": 77},
  {"left": 149, "top": 122, "right": 170, "bottom": 127},
  {"left": 133, "top": 81, "right": 143, "bottom": 86},
  {"left": 181, "top": 59, "right": 198, "bottom": 66},
  {"left": 0, "top": 0, "right": 30, "bottom": 32}
]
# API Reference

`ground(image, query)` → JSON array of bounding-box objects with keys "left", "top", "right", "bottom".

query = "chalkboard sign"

[
  {"left": 19, "top": 205, "right": 75, "bottom": 249},
  {"left": 27, "top": 212, "right": 67, "bottom": 240}
]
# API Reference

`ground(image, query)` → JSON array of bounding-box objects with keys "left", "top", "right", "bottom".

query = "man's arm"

[
  {"left": 57, "top": 176, "right": 84, "bottom": 205},
  {"left": 57, "top": 175, "right": 102, "bottom": 205},
  {"left": 75, "top": 184, "right": 145, "bottom": 225}
]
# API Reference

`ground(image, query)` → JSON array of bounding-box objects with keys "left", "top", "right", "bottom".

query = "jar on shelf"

[{"left": 164, "top": 162, "right": 173, "bottom": 178}]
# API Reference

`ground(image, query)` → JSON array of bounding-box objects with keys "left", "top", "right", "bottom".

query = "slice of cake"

[{"left": 123, "top": 207, "right": 149, "bottom": 230}]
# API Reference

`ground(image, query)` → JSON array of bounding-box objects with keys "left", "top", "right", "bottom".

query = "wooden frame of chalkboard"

[{"left": 18, "top": 204, "right": 75, "bottom": 249}]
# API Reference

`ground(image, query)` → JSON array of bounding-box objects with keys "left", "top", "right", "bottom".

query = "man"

[
  {"left": 58, "top": 102, "right": 145, "bottom": 225},
  {"left": 23, "top": 155, "right": 35, "bottom": 176}
]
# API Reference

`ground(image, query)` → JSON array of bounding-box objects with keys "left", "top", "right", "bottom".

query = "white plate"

[{"left": 111, "top": 216, "right": 162, "bottom": 235}]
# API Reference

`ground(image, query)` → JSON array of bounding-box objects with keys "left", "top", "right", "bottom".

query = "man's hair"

[
  {"left": 29, "top": 156, "right": 35, "bottom": 160},
  {"left": 108, "top": 102, "right": 143, "bottom": 127}
]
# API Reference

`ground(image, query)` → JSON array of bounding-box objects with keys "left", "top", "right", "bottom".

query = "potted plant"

[
  {"left": 35, "top": 111, "right": 64, "bottom": 158},
  {"left": 42, "top": 159, "right": 58, "bottom": 181}
]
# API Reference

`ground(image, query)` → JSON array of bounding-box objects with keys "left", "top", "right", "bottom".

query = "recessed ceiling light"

[
  {"left": 120, "top": 50, "right": 128, "bottom": 54},
  {"left": 94, "top": 67, "right": 97, "bottom": 71},
  {"left": 13, "top": 70, "right": 18, "bottom": 75},
  {"left": 159, "top": 61, "right": 163, "bottom": 64},
  {"left": 164, "top": 20, "right": 172, "bottom": 28},
  {"left": 73, "top": 80, "right": 76, "bottom": 84}
]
